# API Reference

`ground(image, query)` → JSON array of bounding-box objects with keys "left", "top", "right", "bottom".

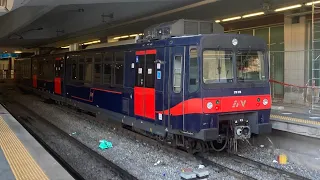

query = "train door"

[
  {"left": 134, "top": 49, "right": 157, "bottom": 121},
  {"left": 54, "top": 57, "right": 64, "bottom": 95},
  {"left": 169, "top": 46, "right": 186, "bottom": 130}
]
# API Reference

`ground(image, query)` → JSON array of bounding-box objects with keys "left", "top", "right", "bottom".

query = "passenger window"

[
  {"left": 173, "top": 55, "right": 182, "bottom": 93},
  {"left": 189, "top": 48, "right": 199, "bottom": 93},
  {"left": 103, "top": 64, "right": 112, "bottom": 84},
  {"left": 94, "top": 63, "right": 101, "bottom": 83},
  {"left": 145, "top": 54, "right": 155, "bottom": 88},
  {"left": 114, "top": 63, "right": 123, "bottom": 85},
  {"left": 78, "top": 64, "right": 84, "bottom": 81},
  {"left": 103, "top": 53, "right": 113, "bottom": 84},
  {"left": 84, "top": 57, "right": 92, "bottom": 83},
  {"left": 114, "top": 52, "right": 124, "bottom": 86},
  {"left": 72, "top": 59, "right": 77, "bottom": 80}
]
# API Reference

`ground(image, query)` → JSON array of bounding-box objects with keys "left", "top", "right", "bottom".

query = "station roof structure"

[{"left": 0, "top": 0, "right": 315, "bottom": 48}]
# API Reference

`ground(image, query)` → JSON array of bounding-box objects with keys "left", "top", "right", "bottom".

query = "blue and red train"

[{"left": 15, "top": 19, "right": 272, "bottom": 153}]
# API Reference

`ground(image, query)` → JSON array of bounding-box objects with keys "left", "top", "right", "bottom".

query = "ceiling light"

[
  {"left": 129, "top": 34, "right": 139, "bottom": 37},
  {"left": 61, "top": 46, "right": 70, "bottom": 49},
  {"left": 138, "top": 33, "right": 144, "bottom": 36},
  {"left": 120, "top": 35, "right": 129, "bottom": 39},
  {"left": 306, "top": 1, "right": 320, "bottom": 6},
  {"left": 113, "top": 36, "right": 121, "bottom": 40},
  {"left": 14, "top": 51, "right": 22, "bottom": 54},
  {"left": 83, "top": 40, "right": 101, "bottom": 45},
  {"left": 215, "top": 20, "right": 221, "bottom": 23},
  {"left": 222, "top": 16, "right": 241, "bottom": 22},
  {"left": 274, "top": 4, "right": 302, "bottom": 12},
  {"left": 242, "top": 12, "right": 265, "bottom": 18}
]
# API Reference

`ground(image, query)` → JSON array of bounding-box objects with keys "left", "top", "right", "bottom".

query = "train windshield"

[
  {"left": 236, "top": 50, "right": 267, "bottom": 82},
  {"left": 203, "top": 50, "right": 234, "bottom": 84},
  {"left": 202, "top": 50, "right": 267, "bottom": 84}
]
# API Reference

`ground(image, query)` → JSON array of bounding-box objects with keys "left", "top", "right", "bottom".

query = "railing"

[{"left": 269, "top": 50, "right": 319, "bottom": 111}]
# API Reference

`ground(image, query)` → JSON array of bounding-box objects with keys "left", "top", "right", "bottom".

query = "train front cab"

[{"left": 195, "top": 34, "right": 272, "bottom": 142}]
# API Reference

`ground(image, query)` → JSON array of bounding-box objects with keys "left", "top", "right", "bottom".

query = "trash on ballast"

[
  {"left": 277, "top": 154, "right": 287, "bottom": 165},
  {"left": 273, "top": 160, "right": 278, "bottom": 163},
  {"left": 69, "top": 132, "right": 77, "bottom": 136},
  {"left": 260, "top": 145, "right": 264, "bottom": 148},
  {"left": 99, "top": 140, "right": 113, "bottom": 150},
  {"left": 198, "top": 164, "right": 205, "bottom": 169},
  {"left": 154, "top": 160, "right": 161, "bottom": 166},
  {"left": 181, "top": 168, "right": 193, "bottom": 172}
]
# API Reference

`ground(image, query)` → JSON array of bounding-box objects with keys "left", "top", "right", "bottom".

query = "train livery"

[{"left": 15, "top": 19, "right": 272, "bottom": 153}]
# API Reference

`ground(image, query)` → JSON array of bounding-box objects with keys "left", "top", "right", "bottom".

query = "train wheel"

[{"left": 210, "top": 140, "right": 227, "bottom": 152}]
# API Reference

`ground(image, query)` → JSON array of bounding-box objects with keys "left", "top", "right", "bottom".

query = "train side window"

[
  {"left": 103, "top": 53, "right": 113, "bottom": 84},
  {"left": 114, "top": 52, "right": 124, "bottom": 86},
  {"left": 78, "top": 64, "right": 84, "bottom": 81},
  {"left": 189, "top": 48, "right": 199, "bottom": 93},
  {"left": 94, "top": 54, "right": 102, "bottom": 84},
  {"left": 84, "top": 56, "right": 93, "bottom": 83},
  {"left": 173, "top": 55, "right": 182, "bottom": 93},
  {"left": 145, "top": 54, "right": 155, "bottom": 88},
  {"left": 71, "top": 59, "right": 77, "bottom": 80}
]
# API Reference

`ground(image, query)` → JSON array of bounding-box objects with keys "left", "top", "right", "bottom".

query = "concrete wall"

[
  {"left": 284, "top": 16, "right": 307, "bottom": 87},
  {"left": 283, "top": 15, "right": 308, "bottom": 104}
]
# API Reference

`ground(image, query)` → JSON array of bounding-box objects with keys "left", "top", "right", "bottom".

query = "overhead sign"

[{"left": 0, "top": 53, "right": 18, "bottom": 59}]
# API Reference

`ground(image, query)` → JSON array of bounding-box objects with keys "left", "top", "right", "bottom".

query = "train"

[{"left": 15, "top": 19, "right": 272, "bottom": 153}]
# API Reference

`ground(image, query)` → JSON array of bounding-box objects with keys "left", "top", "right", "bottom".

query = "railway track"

[
  {"left": 5, "top": 88, "right": 312, "bottom": 180},
  {"left": 44, "top": 97, "right": 310, "bottom": 180},
  {"left": 227, "top": 153, "right": 309, "bottom": 180},
  {"left": 2, "top": 98, "right": 138, "bottom": 180}
]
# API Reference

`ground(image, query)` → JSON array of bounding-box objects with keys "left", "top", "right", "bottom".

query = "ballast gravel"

[
  {"left": 8, "top": 88, "right": 319, "bottom": 180},
  {"left": 14, "top": 92, "right": 234, "bottom": 180}
]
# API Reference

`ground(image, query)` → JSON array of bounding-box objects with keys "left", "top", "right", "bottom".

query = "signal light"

[
  {"left": 215, "top": 106, "right": 220, "bottom": 110},
  {"left": 257, "top": 98, "right": 260, "bottom": 102},
  {"left": 256, "top": 103, "right": 260, "bottom": 107},
  {"left": 216, "top": 100, "right": 220, "bottom": 104}
]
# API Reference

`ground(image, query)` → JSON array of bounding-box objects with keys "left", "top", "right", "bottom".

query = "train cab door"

[
  {"left": 169, "top": 46, "right": 186, "bottom": 130},
  {"left": 134, "top": 50, "right": 157, "bottom": 121},
  {"left": 54, "top": 57, "right": 64, "bottom": 95}
]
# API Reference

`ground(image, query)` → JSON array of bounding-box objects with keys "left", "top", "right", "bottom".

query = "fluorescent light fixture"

[
  {"left": 14, "top": 51, "right": 22, "bottom": 54},
  {"left": 242, "top": 12, "right": 265, "bottom": 18},
  {"left": 129, "top": 34, "right": 139, "bottom": 37},
  {"left": 113, "top": 36, "right": 121, "bottom": 40},
  {"left": 61, "top": 46, "right": 70, "bottom": 49},
  {"left": 274, "top": 4, "right": 302, "bottom": 12},
  {"left": 215, "top": 20, "right": 221, "bottom": 23},
  {"left": 120, "top": 35, "right": 129, "bottom": 39},
  {"left": 306, "top": 1, "right": 320, "bottom": 6},
  {"left": 83, "top": 40, "right": 101, "bottom": 45},
  {"left": 222, "top": 16, "right": 241, "bottom": 22}
]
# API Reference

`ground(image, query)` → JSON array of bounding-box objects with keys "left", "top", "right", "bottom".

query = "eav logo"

[{"left": 232, "top": 100, "right": 246, "bottom": 108}]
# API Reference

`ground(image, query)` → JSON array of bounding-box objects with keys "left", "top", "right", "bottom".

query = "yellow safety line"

[
  {"left": 0, "top": 116, "right": 49, "bottom": 180},
  {"left": 270, "top": 114, "right": 320, "bottom": 126}
]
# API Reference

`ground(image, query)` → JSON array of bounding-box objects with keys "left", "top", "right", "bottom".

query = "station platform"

[
  {"left": 0, "top": 104, "right": 74, "bottom": 180},
  {"left": 270, "top": 102, "right": 320, "bottom": 139}
]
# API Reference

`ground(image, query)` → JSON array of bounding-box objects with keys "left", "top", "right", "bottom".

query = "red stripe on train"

[{"left": 160, "top": 95, "right": 271, "bottom": 116}]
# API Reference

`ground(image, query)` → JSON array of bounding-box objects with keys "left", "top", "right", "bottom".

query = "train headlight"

[
  {"left": 207, "top": 102, "right": 213, "bottom": 109},
  {"left": 263, "top": 99, "right": 268, "bottom": 106}
]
